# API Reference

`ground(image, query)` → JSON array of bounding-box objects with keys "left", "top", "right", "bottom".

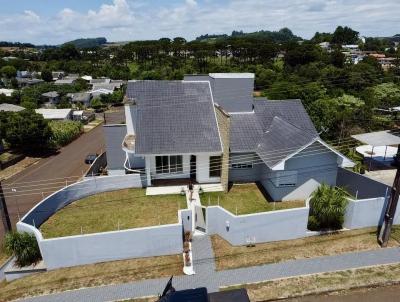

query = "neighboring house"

[
  {"left": 16, "top": 78, "right": 44, "bottom": 87},
  {"left": 52, "top": 71, "right": 65, "bottom": 81},
  {"left": 67, "top": 92, "right": 92, "bottom": 107},
  {"left": 41, "top": 91, "right": 60, "bottom": 107},
  {"left": 0, "top": 88, "right": 15, "bottom": 97},
  {"left": 80, "top": 75, "right": 93, "bottom": 82},
  {"left": 90, "top": 88, "right": 114, "bottom": 99},
  {"left": 16, "top": 70, "right": 31, "bottom": 78},
  {"left": 54, "top": 78, "right": 76, "bottom": 85},
  {"left": 92, "top": 82, "right": 123, "bottom": 91},
  {"left": 90, "top": 78, "right": 111, "bottom": 85},
  {"left": 104, "top": 74, "right": 354, "bottom": 201},
  {"left": 35, "top": 108, "right": 72, "bottom": 120},
  {"left": 0, "top": 103, "right": 24, "bottom": 112}
]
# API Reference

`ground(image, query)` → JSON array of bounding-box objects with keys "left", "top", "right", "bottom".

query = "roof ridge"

[{"left": 269, "top": 116, "right": 318, "bottom": 138}]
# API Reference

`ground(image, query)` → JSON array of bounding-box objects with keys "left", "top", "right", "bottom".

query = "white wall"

[
  {"left": 196, "top": 153, "right": 221, "bottom": 183},
  {"left": 206, "top": 205, "right": 310, "bottom": 246}
]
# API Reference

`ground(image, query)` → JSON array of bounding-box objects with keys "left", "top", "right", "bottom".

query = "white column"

[
  {"left": 124, "top": 104, "right": 135, "bottom": 135},
  {"left": 145, "top": 156, "right": 152, "bottom": 186}
]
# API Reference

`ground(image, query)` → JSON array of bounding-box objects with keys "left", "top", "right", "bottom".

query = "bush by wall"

[
  {"left": 308, "top": 184, "right": 348, "bottom": 231},
  {"left": 49, "top": 120, "right": 83, "bottom": 147},
  {"left": 4, "top": 231, "right": 42, "bottom": 267}
]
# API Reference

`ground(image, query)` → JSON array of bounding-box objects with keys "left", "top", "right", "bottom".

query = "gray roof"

[
  {"left": 230, "top": 99, "right": 318, "bottom": 154},
  {"left": 67, "top": 92, "right": 91, "bottom": 103},
  {"left": 92, "top": 83, "right": 122, "bottom": 91},
  {"left": 41, "top": 91, "right": 59, "bottom": 98},
  {"left": 55, "top": 79, "right": 75, "bottom": 85},
  {"left": 90, "top": 78, "right": 111, "bottom": 84},
  {"left": 0, "top": 103, "right": 25, "bottom": 112},
  {"left": 256, "top": 117, "right": 318, "bottom": 168},
  {"left": 352, "top": 130, "right": 400, "bottom": 146},
  {"left": 127, "top": 81, "right": 222, "bottom": 155}
]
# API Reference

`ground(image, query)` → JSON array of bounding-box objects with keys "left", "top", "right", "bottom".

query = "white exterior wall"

[
  {"left": 206, "top": 205, "right": 310, "bottom": 246},
  {"left": 196, "top": 153, "right": 221, "bottom": 183}
]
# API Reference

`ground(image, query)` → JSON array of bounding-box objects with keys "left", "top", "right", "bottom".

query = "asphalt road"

[{"left": 0, "top": 109, "right": 124, "bottom": 239}]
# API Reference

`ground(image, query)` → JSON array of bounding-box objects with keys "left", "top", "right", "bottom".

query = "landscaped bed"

[
  {"left": 0, "top": 254, "right": 182, "bottom": 302},
  {"left": 40, "top": 188, "right": 187, "bottom": 238},
  {"left": 211, "top": 227, "right": 398, "bottom": 271},
  {"left": 202, "top": 183, "right": 305, "bottom": 215}
]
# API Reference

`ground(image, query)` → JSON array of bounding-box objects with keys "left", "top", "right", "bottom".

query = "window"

[
  {"left": 272, "top": 171, "right": 297, "bottom": 187},
  {"left": 156, "top": 155, "right": 183, "bottom": 174},
  {"left": 231, "top": 163, "right": 253, "bottom": 169},
  {"left": 210, "top": 156, "right": 222, "bottom": 177}
]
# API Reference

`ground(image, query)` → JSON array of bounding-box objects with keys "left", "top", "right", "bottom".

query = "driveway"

[{"left": 0, "top": 109, "right": 124, "bottom": 239}]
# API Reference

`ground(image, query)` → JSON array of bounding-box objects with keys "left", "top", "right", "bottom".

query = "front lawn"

[
  {"left": 0, "top": 254, "right": 182, "bottom": 302},
  {"left": 212, "top": 228, "right": 398, "bottom": 270},
  {"left": 202, "top": 183, "right": 305, "bottom": 215},
  {"left": 40, "top": 188, "right": 187, "bottom": 238}
]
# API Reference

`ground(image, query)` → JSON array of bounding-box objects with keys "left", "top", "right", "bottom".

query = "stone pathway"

[{"left": 18, "top": 246, "right": 400, "bottom": 302}]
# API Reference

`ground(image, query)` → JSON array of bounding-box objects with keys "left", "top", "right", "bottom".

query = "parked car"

[{"left": 85, "top": 153, "right": 98, "bottom": 164}]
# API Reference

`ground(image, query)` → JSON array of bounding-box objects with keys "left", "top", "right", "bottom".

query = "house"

[
  {"left": 104, "top": 74, "right": 354, "bottom": 201},
  {"left": 92, "top": 82, "right": 123, "bottom": 91},
  {"left": 67, "top": 92, "right": 92, "bottom": 107},
  {"left": 41, "top": 91, "right": 60, "bottom": 107},
  {"left": 16, "top": 78, "right": 44, "bottom": 87},
  {"left": 90, "top": 88, "right": 114, "bottom": 99},
  {"left": 16, "top": 70, "right": 31, "bottom": 78},
  {"left": 90, "top": 78, "right": 111, "bottom": 85},
  {"left": 0, "top": 88, "right": 15, "bottom": 97},
  {"left": 54, "top": 78, "right": 76, "bottom": 85},
  {"left": 0, "top": 103, "right": 24, "bottom": 112},
  {"left": 52, "top": 71, "right": 65, "bottom": 81},
  {"left": 35, "top": 108, "right": 72, "bottom": 120}
]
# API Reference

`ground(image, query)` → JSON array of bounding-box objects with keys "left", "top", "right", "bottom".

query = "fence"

[
  {"left": 85, "top": 152, "right": 107, "bottom": 177},
  {"left": 206, "top": 204, "right": 310, "bottom": 246}
]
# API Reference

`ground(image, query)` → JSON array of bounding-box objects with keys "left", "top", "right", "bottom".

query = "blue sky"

[{"left": 0, "top": 0, "right": 399, "bottom": 44}]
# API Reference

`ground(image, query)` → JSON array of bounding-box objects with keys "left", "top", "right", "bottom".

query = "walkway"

[{"left": 18, "top": 246, "right": 400, "bottom": 302}]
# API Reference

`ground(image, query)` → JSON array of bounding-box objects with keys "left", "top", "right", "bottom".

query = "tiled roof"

[
  {"left": 0, "top": 103, "right": 24, "bottom": 112},
  {"left": 127, "top": 81, "right": 222, "bottom": 155},
  {"left": 229, "top": 113, "right": 264, "bottom": 153}
]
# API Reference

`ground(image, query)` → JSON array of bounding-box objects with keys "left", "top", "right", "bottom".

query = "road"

[{"left": 0, "top": 109, "right": 124, "bottom": 239}]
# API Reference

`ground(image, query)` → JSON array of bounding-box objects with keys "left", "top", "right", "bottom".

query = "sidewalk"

[{"left": 17, "top": 246, "right": 400, "bottom": 302}]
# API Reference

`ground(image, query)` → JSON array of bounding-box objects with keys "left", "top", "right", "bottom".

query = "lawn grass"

[
  {"left": 40, "top": 188, "right": 187, "bottom": 238},
  {"left": 211, "top": 228, "right": 398, "bottom": 271},
  {"left": 222, "top": 263, "right": 400, "bottom": 302},
  {"left": 0, "top": 254, "right": 182, "bottom": 302},
  {"left": 202, "top": 183, "right": 305, "bottom": 215},
  {"left": 0, "top": 245, "right": 10, "bottom": 267}
]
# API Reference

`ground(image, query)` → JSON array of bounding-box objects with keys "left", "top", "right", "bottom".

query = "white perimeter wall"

[{"left": 206, "top": 205, "right": 310, "bottom": 246}]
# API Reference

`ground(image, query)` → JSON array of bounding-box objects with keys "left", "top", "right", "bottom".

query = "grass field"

[
  {"left": 202, "top": 183, "right": 305, "bottom": 215},
  {"left": 40, "top": 188, "right": 187, "bottom": 238},
  {"left": 223, "top": 263, "right": 400, "bottom": 302},
  {"left": 0, "top": 246, "right": 10, "bottom": 266},
  {"left": 211, "top": 228, "right": 398, "bottom": 270},
  {"left": 0, "top": 254, "right": 182, "bottom": 302}
]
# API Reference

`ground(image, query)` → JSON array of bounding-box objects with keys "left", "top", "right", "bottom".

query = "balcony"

[{"left": 122, "top": 134, "right": 136, "bottom": 153}]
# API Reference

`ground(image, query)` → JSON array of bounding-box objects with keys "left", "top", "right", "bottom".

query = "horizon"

[{"left": 0, "top": 0, "right": 399, "bottom": 45}]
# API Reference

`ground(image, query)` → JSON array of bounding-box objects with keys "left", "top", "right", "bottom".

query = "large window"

[
  {"left": 231, "top": 163, "right": 253, "bottom": 169},
  {"left": 209, "top": 156, "right": 222, "bottom": 177},
  {"left": 156, "top": 155, "right": 183, "bottom": 174}
]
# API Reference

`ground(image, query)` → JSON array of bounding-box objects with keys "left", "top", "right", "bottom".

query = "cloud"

[{"left": 0, "top": 0, "right": 399, "bottom": 44}]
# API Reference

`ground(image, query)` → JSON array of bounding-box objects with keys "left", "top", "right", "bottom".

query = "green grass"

[
  {"left": 0, "top": 245, "right": 10, "bottom": 266},
  {"left": 40, "top": 189, "right": 187, "bottom": 238},
  {"left": 202, "top": 183, "right": 305, "bottom": 215}
]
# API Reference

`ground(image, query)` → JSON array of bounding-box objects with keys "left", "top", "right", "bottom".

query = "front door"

[{"left": 190, "top": 155, "right": 196, "bottom": 180}]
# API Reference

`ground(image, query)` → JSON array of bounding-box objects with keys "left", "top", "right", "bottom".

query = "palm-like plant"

[
  {"left": 308, "top": 184, "right": 348, "bottom": 230},
  {"left": 4, "top": 231, "right": 42, "bottom": 267}
]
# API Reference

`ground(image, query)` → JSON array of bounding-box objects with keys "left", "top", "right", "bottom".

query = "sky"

[{"left": 0, "top": 0, "right": 399, "bottom": 45}]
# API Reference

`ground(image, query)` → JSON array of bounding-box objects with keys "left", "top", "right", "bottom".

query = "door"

[
  {"left": 190, "top": 155, "right": 196, "bottom": 180},
  {"left": 194, "top": 205, "right": 207, "bottom": 233}
]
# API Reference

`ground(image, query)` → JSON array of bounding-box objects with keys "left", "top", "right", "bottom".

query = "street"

[{"left": 0, "top": 109, "right": 124, "bottom": 239}]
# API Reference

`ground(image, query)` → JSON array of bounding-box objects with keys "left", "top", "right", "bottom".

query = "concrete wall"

[
  {"left": 103, "top": 124, "right": 127, "bottom": 171},
  {"left": 336, "top": 168, "right": 391, "bottom": 199},
  {"left": 260, "top": 141, "right": 338, "bottom": 201},
  {"left": 206, "top": 205, "right": 310, "bottom": 246},
  {"left": 180, "top": 208, "right": 192, "bottom": 233},
  {"left": 343, "top": 197, "right": 400, "bottom": 229},
  {"left": 38, "top": 223, "right": 183, "bottom": 269},
  {"left": 229, "top": 153, "right": 262, "bottom": 182},
  {"left": 20, "top": 174, "right": 143, "bottom": 228}
]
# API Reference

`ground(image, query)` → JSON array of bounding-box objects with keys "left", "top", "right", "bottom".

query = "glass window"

[
  {"left": 155, "top": 155, "right": 183, "bottom": 174},
  {"left": 210, "top": 156, "right": 222, "bottom": 177},
  {"left": 231, "top": 163, "right": 253, "bottom": 169}
]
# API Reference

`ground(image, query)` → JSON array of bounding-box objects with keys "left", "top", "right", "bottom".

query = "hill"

[{"left": 63, "top": 37, "right": 107, "bottom": 49}]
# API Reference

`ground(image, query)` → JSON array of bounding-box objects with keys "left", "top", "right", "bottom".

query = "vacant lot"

[
  {"left": 41, "top": 188, "right": 187, "bottom": 238},
  {"left": 212, "top": 228, "right": 398, "bottom": 270},
  {"left": 223, "top": 263, "right": 400, "bottom": 302},
  {"left": 202, "top": 183, "right": 305, "bottom": 215},
  {"left": 0, "top": 254, "right": 182, "bottom": 302}
]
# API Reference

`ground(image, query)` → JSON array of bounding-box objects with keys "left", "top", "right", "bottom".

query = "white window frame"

[
  {"left": 231, "top": 163, "right": 253, "bottom": 169},
  {"left": 155, "top": 155, "right": 183, "bottom": 174}
]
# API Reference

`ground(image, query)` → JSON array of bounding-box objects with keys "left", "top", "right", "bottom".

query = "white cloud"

[{"left": 0, "top": 0, "right": 399, "bottom": 44}]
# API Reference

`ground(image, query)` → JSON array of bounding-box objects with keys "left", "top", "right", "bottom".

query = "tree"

[
  {"left": 3, "top": 110, "right": 52, "bottom": 152},
  {"left": 0, "top": 65, "right": 17, "bottom": 78},
  {"left": 41, "top": 69, "right": 53, "bottom": 82},
  {"left": 308, "top": 185, "right": 348, "bottom": 230},
  {"left": 331, "top": 26, "right": 359, "bottom": 45},
  {"left": 4, "top": 231, "right": 42, "bottom": 267},
  {"left": 284, "top": 42, "right": 321, "bottom": 67}
]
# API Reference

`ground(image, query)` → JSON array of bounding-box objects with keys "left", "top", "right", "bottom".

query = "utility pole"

[
  {"left": 378, "top": 146, "right": 400, "bottom": 247},
  {"left": 0, "top": 180, "right": 12, "bottom": 233}
]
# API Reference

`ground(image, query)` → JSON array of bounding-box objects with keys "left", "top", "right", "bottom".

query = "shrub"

[
  {"left": 49, "top": 120, "right": 83, "bottom": 147},
  {"left": 4, "top": 231, "right": 42, "bottom": 267},
  {"left": 307, "top": 215, "right": 320, "bottom": 231},
  {"left": 308, "top": 184, "right": 348, "bottom": 231}
]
